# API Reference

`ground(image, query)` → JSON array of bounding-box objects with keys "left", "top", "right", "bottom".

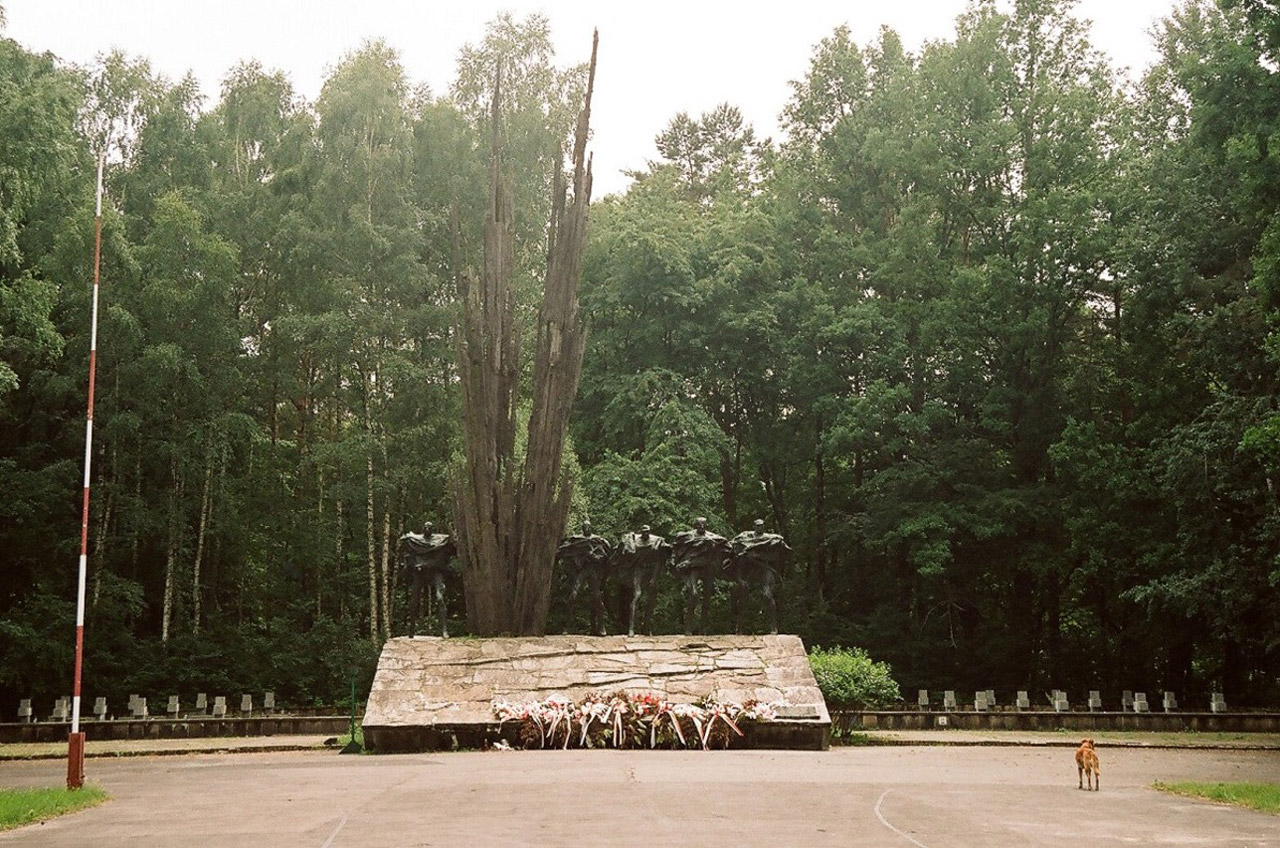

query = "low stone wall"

[
  {"left": 836, "top": 710, "right": 1280, "bottom": 734},
  {"left": 0, "top": 716, "right": 349, "bottom": 744}
]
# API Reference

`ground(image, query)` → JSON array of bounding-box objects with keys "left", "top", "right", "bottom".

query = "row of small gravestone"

[
  {"left": 14, "top": 692, "right": 275, "bottom": 722},
  {"left": 916, "top": 689, "right": 1230, "bottom": 713}
]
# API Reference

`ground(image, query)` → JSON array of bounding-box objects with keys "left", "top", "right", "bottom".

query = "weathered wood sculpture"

[{"left": 453, "top": 34, "right": 598, "bottom": 636}]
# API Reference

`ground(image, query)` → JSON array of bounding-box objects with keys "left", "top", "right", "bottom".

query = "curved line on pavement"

[
  {"left": 320, "top": 815, "right": 348, "bottom": 848},
  {"left": 874, "top": 789, "right": 930, "bottom": 848}
]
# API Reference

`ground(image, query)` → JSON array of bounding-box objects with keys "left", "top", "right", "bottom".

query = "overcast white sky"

[{"left": 4, "top": 0, "right": 1180, "bottom": 197}]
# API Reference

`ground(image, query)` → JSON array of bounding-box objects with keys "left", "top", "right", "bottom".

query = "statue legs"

[
  {"left": 564, "top": 571, "right": 582, "bottom": 634},
  {"left": 407, "top": 576, "right": 422, "bottom": 638},
  {"left": 641, "top": 568, "right": 660, "bottom": 635},
  {"left": 761, "top": 571, "right": 778, "bottom": 635},
  {"left": 627, "top": 567, "right": 660, "bottom": 636},
  {"left": 730, "top": 576, "right": 746, "bottom": 634},
  {"left": 587, "top": 570, "right": 606, "bottom": 636},
  {"left": 680, "top": 571, "right": 713, "bottom": 634},
  {"left": 565, "top": 570, "right": 606, "bottom": 636},
  {"left": 680, "top": 573, "right": 697, "bottom": 634},
  {"left": 405, "top": 570, "right": 449, "bottom": 638},
  {"left": 730, "top": 566, "right": 779, "bottom": 635},
  {"left": 699, "top": 573, "right": 712, "bottom": 635},
  {"left": 627, "top": 567, "right": 658, "bottom": 637},
  {"left": 432, "top": 572, "right": 449, "bottom": 639},
  {"left": 626, "top": 572, "right": 642, "bottom": 636}
]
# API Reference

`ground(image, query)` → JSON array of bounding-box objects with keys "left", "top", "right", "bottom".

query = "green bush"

[{"left": 808, "top": 646, "right": 901, "bottom": 709}]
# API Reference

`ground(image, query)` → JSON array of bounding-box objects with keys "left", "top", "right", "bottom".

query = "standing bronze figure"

[
  {"left": 727, "top": 519, "right": 790, "bottom": 634},
  {"left": 398, "top": 522, "right": 457, "bottom": 638},
  {"left": 615, "top": 525, "right": 672, "bottom": 636},
  {"left": 556, "top": 520, "right": 613, "bottom": 635},
  {"left": 671, "top": 517, "right": 731, "bottom": 635}
]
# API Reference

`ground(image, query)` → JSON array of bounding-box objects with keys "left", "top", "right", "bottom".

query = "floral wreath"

[{"left": 492, "top": 691, "right": 782, "bottom": 750}]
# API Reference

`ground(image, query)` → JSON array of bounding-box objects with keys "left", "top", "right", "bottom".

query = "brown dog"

[{"left": 1075, "top": 738, "right": 1100, "bottom": 790}]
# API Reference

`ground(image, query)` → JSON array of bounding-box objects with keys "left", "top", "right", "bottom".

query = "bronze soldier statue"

[
  {"left": 556, "top": 520, "right": 613, "bottom": 635},
  {"left": 398, "top": 521, "right": 457, "bottom": 638},
  {"left": 615, "top": 525, "right": 672, "bottom": 636},
  {"left": 671, "top": 517, "right": 731, "bottom": 634},
  {"left": 727, "top": 519, "right": 791, "bottom": 634}
]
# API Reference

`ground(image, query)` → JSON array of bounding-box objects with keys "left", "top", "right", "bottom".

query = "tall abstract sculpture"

[{"left": 453, "top": 34, "right": 599, "bottom": 636}]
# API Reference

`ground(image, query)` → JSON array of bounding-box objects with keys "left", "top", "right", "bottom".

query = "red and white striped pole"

[{"left": 68, "top": 153, "right": 105, "bottom": 790}]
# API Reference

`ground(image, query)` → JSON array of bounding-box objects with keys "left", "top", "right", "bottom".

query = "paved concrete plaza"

[{"left": 2, "top": 745, "right": 1278, "bottom": 846}]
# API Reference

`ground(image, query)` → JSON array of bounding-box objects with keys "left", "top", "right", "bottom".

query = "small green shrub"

[{"left": 808, "top": 645, "right": 901, "bottom": 709}]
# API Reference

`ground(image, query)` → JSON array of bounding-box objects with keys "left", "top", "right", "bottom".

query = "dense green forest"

[{"left": 2, "top": 0, "right": 1279, "bottom": 712}]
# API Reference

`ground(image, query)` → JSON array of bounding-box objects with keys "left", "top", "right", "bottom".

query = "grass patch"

[
  {"left": 1027, "top": 729, "right": 1280, "bottom": 747},
  {"left": 1074, "top": 730, "right": 1280, "bottom": 746},
  {"left": 0, "top": 786, "right": 108, "bottom": 831},
  {"left": 1154, "top": 781, "right": 1280, "bottom": 814},
  {"left": 831, "top": 730, "right": 874, "bottom": 746},
  {"left": 332, "top": 720, "right": 365, "bottom": 752}
]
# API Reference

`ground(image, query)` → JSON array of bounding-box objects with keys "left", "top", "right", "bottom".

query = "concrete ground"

[{"left": 2, "top": 742, "right": 1278, "bottom": 846}]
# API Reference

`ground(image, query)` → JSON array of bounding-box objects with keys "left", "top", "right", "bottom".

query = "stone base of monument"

[{"left": 363, "top": 634, "right": 830, "bottom": 752}]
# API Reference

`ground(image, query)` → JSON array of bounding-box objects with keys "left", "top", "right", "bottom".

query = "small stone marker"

[
  {"left": 132, "top": 697, "right": 148, "bottom": 719},
  {"left": 167, "top": 695, "right": 180, "bottom": 717},
  {"left": 264, "top": 691, "right": 275, "bottom": 715},
  {"left": 974, "top": 690, "right": 989, "bottom": 712},
  {"left": 94, "top": 697, "right": 107, "bottom": 720},
  {"left": 195, "top": 693, "right": 208, "bottom": 714},
  {"left": 774, "top": 704, "right": 820, "bottom": 719},
  {"left": 17, "top": 698, "right": 32, "bottom": 722},
  {"left": 1162, "top": 691, "right": 1177, "bottom": 712},
  {"left": 1210, "top": 692, "right": 1227, "bottom": 713},
  {"left": 943, "top": 690, "right": 957, "bottom": 711},
  {"left": 128, "top": 693, "right": 140, "bottom": 713},
  {"left": 51, "top": 698, "right": 68, "bottom": 722},
  {"left": 1088, "top": 690, "right": 1102, "bottom": 711},
  {"left": 1122, "top": 690, "right": 1134, "bottom": 712},
  {"left": 212, "top": 696, "right": 227, "bottom": 718},
  {"left": 1016, "top": 690, "right": 1030, "bottom": 711},
  {"left": 985, "top": 689, "right": 996, "bottom": 709},
  {"left": 1053, "top": 690, "right": 1069, "bottom": 712},
  {"left": 1133, "top": 692, "right": 1149, "bottom": 713},
  {"left": 917, "top": 689, "right": 929, "bottom": 710},
  {"left": 240, "top": 694, "right": 253, "bottom": 716}
]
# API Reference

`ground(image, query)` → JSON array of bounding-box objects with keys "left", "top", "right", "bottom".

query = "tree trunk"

[
  {"left": 317, "top": 468, "right": 325, "bottom": 617},
  {"left": 813, "top": 435, "right": 828, "bottom": 602},
  {"left": 162, "top": 457, "right": 179, "bottom": 643},
  {"left": 335, "top": 496, "right": 344, "bottom": 620},
  {"left": 366, "top": 450, "right": 378, "bottom": 642},
  {"left": 191, "top": 452, "right": 213, "bottom": 634},
  {"left": 453, "top": 35, "right": 598, "bottom": 636},
  {"left": 721, "top": 436, "right": 741, "bottom": 530},
  {"left": 130, "top": 452, "right": 141, "bottom": 575},
  {"left": 380, "top": 492, "right": 392, "bottom": 641},
  {"left": 92, "top": 452, "right": 112, "bottom": 608}
]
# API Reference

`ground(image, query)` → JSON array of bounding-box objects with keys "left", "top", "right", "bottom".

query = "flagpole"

[{"left": 68, "top": 153, "right": 104, "bottom": 790}]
